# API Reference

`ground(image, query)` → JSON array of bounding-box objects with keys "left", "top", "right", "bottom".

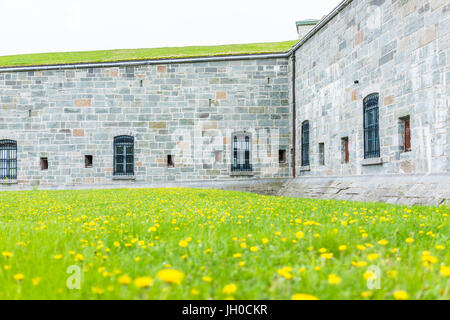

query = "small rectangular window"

[
  {"left": 214, "top": 150, "right": 222, "bottom": 163},
  {"left": 341, "top": 138, "right": 349, "bottom": 164},
  {"left": 400, "top": 116, "right": 411, "bottom": 152},
  {"left": 40, "top": 157, "right": 48, "bottom": 170},
  {"left": 279, "top": 149, "right": 286, "bottom": 163},
  {"left": 85, "top": 155, "right": 93, "bottom": 168},
  {"left": 318, "top": 143, "right": 325, "bottom": 165},
  {"left": 167, "top": 155, "right": 174, "bottom": 168}
]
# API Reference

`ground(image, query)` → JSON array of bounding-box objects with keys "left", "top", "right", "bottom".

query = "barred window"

[
  {"left": 114, "top": 136, "right": 134, "bottom": 176},
  {"left": 301, "top": 121, "right": 310, "bottom": 166},
  {"left": 231, "top": 132, "right": 252, "bottom": 172},
  {"left": 363, "top": 93, "right": 380, "bottom": 159},
  {"left": 0, "top": 139, "right": 17, "bottom": 180}
]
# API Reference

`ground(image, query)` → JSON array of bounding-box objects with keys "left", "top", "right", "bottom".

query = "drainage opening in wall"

[
  {"left": 40, "top": 158, "right": 48, "bottom": 170},
  {"left": 85, "top": 155, "right": 93, "bottom": 168}
]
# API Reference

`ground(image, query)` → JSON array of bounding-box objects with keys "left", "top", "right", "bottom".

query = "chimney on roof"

[{"left": 296, "top": 19, "right": 319, "bottom": 39}]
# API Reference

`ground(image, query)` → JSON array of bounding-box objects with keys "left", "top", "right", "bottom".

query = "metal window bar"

[
  {"left": 231, "top": 133, "right": 252, "bottom": 172},
  {"left": 0, "top": 139, "right": 17, "bottom": 180},
  {"left": 363, "top": 94, "right": 380, "bottom": 159},
  {"left": 113, "top": 136, "right": 134, "bottom": 176},
  {"left": 301, "top": 121, "right": 310, "bottom": 166}
]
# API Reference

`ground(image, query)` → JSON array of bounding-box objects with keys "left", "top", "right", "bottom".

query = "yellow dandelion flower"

[
  {"left": 179, "top": 240, "right": 188, "bottom": 248},
  {"left": 222, "top": 283, "right": 237, "bottom": 295},
  {"left": 296, "top": 231, "right": 304, "bottom": 239},
  {"left": 387, "top": 270, "right": 397, "bottom": 278},
  {"left": 357, "top": 245, "right": 366, "bottom": 251},
  {"left": 361, "top": 291, "right": 373, "bottom": 298},
  {"left": 54, "top": 254, "right": 63, "bottom": 260},
  {"left": 118, "top": 275, "right": 131, "bottom": 285},
  {"left": 440, "top": 266, "right": 450, "bottom": 277},
  {"left": 157, "top": 269, "right": 185, "bottom": 285},
  {"left": 261, "top": 238, "right": 269, "bottom": 244},
  {"left": 367, "top": 253, "right": 379, "bottom": 261},
  {"left": 435, "top": 245, "right": 445, "bottom": 250},
  {"left": 363, "top": 271, "right": 376, "bottom": 281},
  {"left": 328, "top": 273, "right": 341, "bottom": 285},
  {"left": 191, "top": 289, "right": 200, "bottom": 295},
  {"left": 2, "top": 251, "right": 13, "bottom": 258},
  {"left": 74, "top": 254, "right": 84, "bottom": 262},
  {"left": 13, "top": 273, "right": 25, "bottom": 281},
  {"left": 91, "top": 287, "right": 104, "bottom": 295},
  {"left": 233, "top": 253, "right": 242, "bottom": 258},
  {"left": 338, "top": 245, "right": 347, "bottom": 251},
  {"left": 291, "top": 293, "right": 319, "bottom": 300},
  {"left": 202, "top": 276, "right": 212, "bottom": 283},
  {"left": 134, "top": 276, "right": 153, "bottom": 288},
  {"left": 378, "top": 239, "right": 388, "bottom": 246},
  {"left": 405, "top": 238, "right": 414, "bottom": 243},
  {"left": 113, "top": 241, "right": 120, "bottom": 247},
  {"left": 318, "top": 248, "right": 327, "bottom": 253},
  {"left": 320, "top": 253, "right": 333, "bottom": 260},
  {"left": 32, "top": 277, "right": 41, "bottom": 286},
  {"left": 277, "top": 267, "right": 293, "bottom": 280},
  {"left": 393, "top": 290, "right": 409, "bottom": 300},
  {"left": 250, "top": 246, "right": 258, "bottom": 252}
]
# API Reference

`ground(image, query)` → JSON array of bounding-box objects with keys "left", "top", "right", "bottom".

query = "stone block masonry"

[{"left": 0, "top": 58, "right": 290, "bottom": 187}]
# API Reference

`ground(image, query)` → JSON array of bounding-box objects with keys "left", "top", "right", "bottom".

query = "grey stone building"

[{"left": 1, "top": 0, "right": 449, "bottom": 205}]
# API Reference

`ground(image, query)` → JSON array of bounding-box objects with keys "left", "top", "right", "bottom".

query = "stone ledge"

[
  {"left": 112, "top": 176, "right": 136, "bottom": 180},
  {"left": 230, "top": 171, "right": 254, "bottom": 177},
  {"left": 300, "top": 165, "right": 310, "bottom": 172},
  {"left": 0, "top": 179, "right": 18, "bottom": 184},
  {"left": 361, "top": 158, "right": 383, "bottom": 166}
]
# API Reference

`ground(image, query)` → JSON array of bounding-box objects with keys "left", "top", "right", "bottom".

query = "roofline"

[
  {"left": 288, "top": 0, "right": 353, "bottom": 55},
  {"left": 295, "top": 19, "right": 319, "bottom": 26},
  {"left": 0, "top": 52, "right": 289, "bottom": 73},
  {"left": 0, "top": 0, "right": 353, "bottom": 73}
]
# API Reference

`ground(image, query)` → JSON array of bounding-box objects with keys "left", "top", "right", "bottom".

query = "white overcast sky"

[{"left": 0, "top": 0, "right": 342, "bottom": 56}]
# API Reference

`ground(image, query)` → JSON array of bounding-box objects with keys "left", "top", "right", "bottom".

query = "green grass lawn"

[
  {"left": 0, "top": 41, "right": 297, "bottom": 68},
  {"left": 0, "top": 188, "right": 448, "bottom": 300}
]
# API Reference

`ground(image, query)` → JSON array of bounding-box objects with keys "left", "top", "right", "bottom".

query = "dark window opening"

[
  {"left": 341, "top": 137, "right": 349, "bottom": 164},
  {"left": 318, "top": 143, "right": 325, "bottom": 165},
  {"left": 85, "top": 155, "right": 93, "bottom": 168},
  {"left": 363, "top": 93, "right": 380, "bottom": 159},
  {"left": 400, "top": 116, "right": 411, "bottom": 152},
  {"left": 231, "top": 133, "right": 252, "bottom": 172},
  {"left": 279, "top": 149, "right": 286, "bottom": 163},
  {"left": 167, "top": 155, "right": 174, "bottom": 168},
  {"left": 0, "top": 139, "right": 17, "bottom": 180},
  {"left": 301, "top": 121, "right": 310, "bottom": 166},
  {"left": 40, "top": 157, "right": 48, "bottom": 170},
  {"left": 114, "top": 135, "right": 134, "bottom": 176}
]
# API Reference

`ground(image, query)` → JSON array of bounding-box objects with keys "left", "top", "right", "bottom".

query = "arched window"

[
  {"left": 0, "top": 139, "right": 17, "bottom": 180},
  {"left": 231, "top": 132, "right": 252, "bottom": 172},
  {"left": 114, "top": 136, "right": 134, "bottom": 176},
  {"left": 301, "top": 121, "right": 310, "bottom": 166},
  {"left": 363, "top": 93, "right": 380, "bottom": 158}
]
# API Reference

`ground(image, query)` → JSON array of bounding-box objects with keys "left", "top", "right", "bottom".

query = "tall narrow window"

[
  {"left": 167, "top": 155, "right": 174, "bottom": 168},
  {"left": 400, "top": 116, "right": 411, "bottom": 152},
  {"left": 279, "top": 149, "right": 286, "bottom": 164},
  {"left": 85, "top": 155, "right": 93, "bottom": 168},
  {"left": 114, "top": 136, "right": 134, "bottom": 176},
  {"left": 0, "top": 139, "right": 17, "bottom": 180},
  {"left": 301, "top": 121, "right": 310, "bottom": 166},
  {"left": 231, "top": 132, "right": 252, "bottom": 172},
  {"left": 341, "top": 137, "right": 349, "bottom": 163},
  {"left": 40, "top": 158, "right": 48, "bottom": 170},
  {"left": 363, "top": 93, "right": 380, "bottom": 159},
  {"left": 318, "top": 143, "right": 325, "bottom": 165}
]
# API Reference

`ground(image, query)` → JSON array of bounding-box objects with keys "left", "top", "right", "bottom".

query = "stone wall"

[
  {"left": 0, "top": 58, "right": 290, "bottom": 188},
  {"left": 280, "top": 173, "right": 450, "bottom": 206},
  {"left": 293, "top": 0, "right": 449, "bottom": 178}
]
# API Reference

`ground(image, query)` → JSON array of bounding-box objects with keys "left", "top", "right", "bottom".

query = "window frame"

[
  {"left": 113, "top": 135, "right": 134, "bottom": 176},
  {"left": 301, "top": 121, "right": 310, "bottom": 166},
  {"left": 363, "top": 93, "right": 380, "bottom": 159},
  {"left": 231, "top": 132, "right": 252, "bottom": 172},
  {"left": 0, "top": 139, "right": 17, "bottom": 180}
]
